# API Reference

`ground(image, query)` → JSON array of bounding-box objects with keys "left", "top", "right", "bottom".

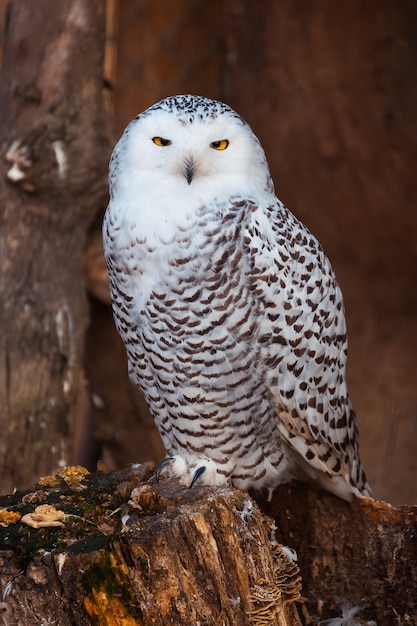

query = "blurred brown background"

[{"left": 1, "top": 0, "right": 416, "bottom": 505}]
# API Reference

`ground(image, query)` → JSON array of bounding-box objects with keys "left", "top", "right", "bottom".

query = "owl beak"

[{"left": 185, "top": 160, "right": 195, "bottom": 185}]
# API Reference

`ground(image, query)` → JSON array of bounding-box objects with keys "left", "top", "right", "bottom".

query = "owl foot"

[
  {"left": 156, "top": 456, "right": 224, "bottom": 488},
  {"left": 155, "top": 456, "right": 174, "bottom": 483},
  {"left": 156, "top": 455, "right": 188, "bottom": 485},
  {"left": 190, "top": 464, "right": 207, "bottom": 487},
  {"left": 190, "top": 459, "right": 225, "bottom": 487}
]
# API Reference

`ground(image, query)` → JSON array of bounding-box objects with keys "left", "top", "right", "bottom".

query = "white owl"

[{"left": 103, "top": 95, "right": 372, "bottom": 501}]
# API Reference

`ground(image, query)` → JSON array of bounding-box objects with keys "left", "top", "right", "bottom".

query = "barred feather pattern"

[{"left": 103, "top": 95, "right": 372, "bottom": 500}]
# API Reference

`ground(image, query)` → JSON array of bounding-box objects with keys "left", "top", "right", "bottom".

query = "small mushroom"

[{"left": 21, "top": 504, "right": 65, "bottom": 529}]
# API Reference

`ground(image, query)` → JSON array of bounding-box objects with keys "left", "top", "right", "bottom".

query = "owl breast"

[{"left": 104, "top": 196, "right": 291, "bottom": 491}]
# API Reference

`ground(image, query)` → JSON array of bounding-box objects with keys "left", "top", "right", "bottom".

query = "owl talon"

[
  {"left": 155, "top": 457, "right": 175, "bottom": 483},
  {"left": 155, "top": 455, "right": 190, "bottom": 485},
  {"left": 190, "top": 465, "right": 206, "bottom": 488}
]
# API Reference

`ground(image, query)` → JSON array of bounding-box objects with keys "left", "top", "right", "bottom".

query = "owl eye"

[
  {"left": 152, "top": 137, "right": 172, "bottom": 147},
  {"left": 210, "top": 139, "right": 229, "bottom": 151}
]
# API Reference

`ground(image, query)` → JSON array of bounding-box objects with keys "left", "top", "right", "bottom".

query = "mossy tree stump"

[
  {"left": 0, "top": 463, "right": 416, "bottom": 624},
  {"left": 0, "top": 463, "right": 301, "bottom": 625}
]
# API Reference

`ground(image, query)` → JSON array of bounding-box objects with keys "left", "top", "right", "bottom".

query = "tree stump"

[
  {"left": 1, "top": 464, "right": 416, "bottom": 625},
  {"left": 0, "top": 463, "right": 301, "bottom": 625}
]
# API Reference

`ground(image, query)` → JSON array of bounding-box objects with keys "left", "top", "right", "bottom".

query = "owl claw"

[
  {"left": 155, "top": 456, "right": 175, "bottom": 483},
  {"left": 190, "top": 465, "right": 206, "bottom": 488},
  {"left": 155, "top": 454, "right": 190, "bottom": 485}
]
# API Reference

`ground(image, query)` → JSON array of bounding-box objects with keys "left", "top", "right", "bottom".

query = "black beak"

[{"left": 185, "top": 161, "right": 194, "bottom": 185}]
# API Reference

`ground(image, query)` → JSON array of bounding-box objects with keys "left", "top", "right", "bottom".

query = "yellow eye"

[
  {"left": 210, "top": 139, "right": 229, "bottom": 151},
  {"left": 152, "top": 137, "right": 172, "bottom": 147}
]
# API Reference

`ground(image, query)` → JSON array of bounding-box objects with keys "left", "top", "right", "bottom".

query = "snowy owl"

[{"left": 103, "top": 95, "right": 372, "bottom": 501}]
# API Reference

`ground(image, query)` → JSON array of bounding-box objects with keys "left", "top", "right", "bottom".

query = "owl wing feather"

[{"left": 243, "top": 199, "right": 369, "bottom": 498}]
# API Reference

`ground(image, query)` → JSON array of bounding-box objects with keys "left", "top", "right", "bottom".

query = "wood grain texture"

[
  {"left": 0, "top": 0, "right": 111, "bottom": 491},
  {"left": 264, "top": 483, "right": 417, "bottom": 624}
]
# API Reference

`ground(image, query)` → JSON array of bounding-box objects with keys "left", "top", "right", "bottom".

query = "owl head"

[{"left": 109, "top": 95, "right": 274, "bottom": 206}]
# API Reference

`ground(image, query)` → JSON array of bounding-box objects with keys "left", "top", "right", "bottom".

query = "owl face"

[{"left": 111, "top": 95, "right": 272, "bottom": 206}]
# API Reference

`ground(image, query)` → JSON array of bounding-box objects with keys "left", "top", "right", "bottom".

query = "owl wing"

[{"left": 243, "top": 199, "right": 367, "bottom": 498}]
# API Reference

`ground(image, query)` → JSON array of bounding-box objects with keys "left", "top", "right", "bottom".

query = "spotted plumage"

[{"left": 103, "top": 94, "right": 372, "bottom": 501}]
